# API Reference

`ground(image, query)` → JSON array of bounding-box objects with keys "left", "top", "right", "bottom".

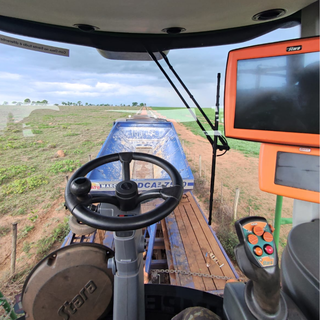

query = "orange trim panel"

[{"left": 259, "top": 143, "right": 320, "bottom": 203}]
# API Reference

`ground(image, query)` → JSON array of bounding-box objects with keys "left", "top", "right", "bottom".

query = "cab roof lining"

[{"left": 0, "top": 12, "right": 301, "bottom": 52}]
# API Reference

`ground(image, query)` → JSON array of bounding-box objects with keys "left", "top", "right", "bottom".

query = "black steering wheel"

[{"left": 65, "top": 152, "right": 184, "bottom": 231}]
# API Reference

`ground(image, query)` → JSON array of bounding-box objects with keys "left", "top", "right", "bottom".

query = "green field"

[
  {"left": 151, "top": 107, "right": 261, "bottom": 157},
  {"left": 0, "top": 105, "right": 139, "bottom": 217}
]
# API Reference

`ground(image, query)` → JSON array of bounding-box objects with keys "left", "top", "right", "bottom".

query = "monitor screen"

[
  {"left": 224, "top": 36, "right": 320, "bottom": 147},
  {"left": 234, "top": 52, "right": 319, "bottom": 134},
  {"left": 275, "top": 152, "right": 319, "bottom": 192}
]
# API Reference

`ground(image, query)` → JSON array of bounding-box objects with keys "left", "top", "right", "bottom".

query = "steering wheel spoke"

[
  {"left": 89, "top": 193, "right": 120, "bottom": 206},
  {"left": 119, "top": 153, "right": 132, "bottom": 181},
  {"left": 137, "top": 186, "right": 183, "bottom": 203}
]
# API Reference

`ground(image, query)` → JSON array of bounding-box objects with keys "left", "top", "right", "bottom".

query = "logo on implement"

[
  {"left": 286, "top": 45, "right": 302, "bottom": 52},
  {"left": 57, "top": 280, "right": 97, "bottom": 319}
]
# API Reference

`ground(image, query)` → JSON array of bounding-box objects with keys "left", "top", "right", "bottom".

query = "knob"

[{"left": 70, "top": 177, "right": 91, "bottom": 197}]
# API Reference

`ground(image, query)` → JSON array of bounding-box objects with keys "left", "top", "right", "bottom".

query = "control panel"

[{"left": 235, "top": 216, "right": 276, "bottom": 268}]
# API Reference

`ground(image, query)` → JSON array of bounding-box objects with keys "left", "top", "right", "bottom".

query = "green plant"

[
  {"left": 0, "top": 164, "right": 36, "bottom": 185},
  {"left": 216, "top": 223, "right": 239, "bottom": 261},
  {"left": 11, "top": 208, "right": 26, "bottom": 216},
  {"left": 48, "top": 159, "right": 81, "bottom": 174},
  {"left": 0, "top": 226, "right": 10, "bottom": 237},
  {"left": 28, "top": 214, "right": 38, "bottom": 222},
  {"left": 32, "top": 129, "right": 43, "bottom": 134},
  {"left": 19, "top": 225, "right": 34, "bottom": 239},
  {"left": 23, "top": 241, "right": 31, "bottom": 253},
  {"left": 36, "top": 218, "right": 69, "bottom": 257},
  {"left": 10, "top": 267, "right": 33, "bottom": 283},
  {"left": 73, "top": 149, "right": 84, "bottom": 154},
  {"left": 63, "top": 132, "right": 79, "bottom": 137},
  {"left": 2, "top": 175, "right": 48, "bottom": 195}
]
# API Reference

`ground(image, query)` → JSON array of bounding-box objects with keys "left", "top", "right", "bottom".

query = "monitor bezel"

[{"left": 224, "top": 36, "right": 320, "bottom": 148}]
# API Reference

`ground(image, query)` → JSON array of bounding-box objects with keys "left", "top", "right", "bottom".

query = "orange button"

[
  {"left": 248, "top": 234, "right": 258, "bottom": 245},
  {"left": 263, "top": 232, "right": 273, "bottom": 242},
  {"left": 253, "top": 225, "right": 264, "bottom": 236},
  {"left": 254, "top": 246, "right": 263, "bottom": 256}
]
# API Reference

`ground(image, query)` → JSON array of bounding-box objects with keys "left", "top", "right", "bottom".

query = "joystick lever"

[{"left": 234, "top": 216, "right": 287, "bottom": 320}]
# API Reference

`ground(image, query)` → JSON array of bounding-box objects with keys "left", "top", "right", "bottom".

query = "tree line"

[{"left": 2, "top": 99, "right": 147, "bottom": 107}]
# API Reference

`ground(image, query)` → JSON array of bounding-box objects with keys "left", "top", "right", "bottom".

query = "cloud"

[
  {"left": 0, "top": 72, "right": 22, "bottom": 80},
  {"left": 0, "top": 26, "right": 300, "bottom": 106}
]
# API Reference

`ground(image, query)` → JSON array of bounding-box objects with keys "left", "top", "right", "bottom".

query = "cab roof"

[{"left": 0, "top": 0, "right": 316, "bottom": 52}]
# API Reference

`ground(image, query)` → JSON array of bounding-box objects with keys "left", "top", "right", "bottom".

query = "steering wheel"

[{"left": 65, "top": 152, "right": 184, "bottom": 231}]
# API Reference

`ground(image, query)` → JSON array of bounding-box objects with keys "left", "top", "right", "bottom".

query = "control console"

[
  {"left": 224, "top": 216, "right": 308, "bottom": 320},
  {"left": 235, "top": 217, "right": 276, "bottom": 269},
  {"left": 234, "top": 216, "right": 287, "bottom": 320}
]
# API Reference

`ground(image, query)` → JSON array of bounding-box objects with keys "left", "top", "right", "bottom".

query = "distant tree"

[
  {"left": 3, "top": 101, "right": 8, "bottom": 105},
  {"left": 85, "top": 102, "right": 88, "bottom": 106},
  {"left": 139, "top": 103, "right": 144, "bottom": 106},
  {"left": 31, "top": 101, "right": 36, "bottom": 105},
  {"left": 12, "top": 101, "right": 17, "bottom": 104},
  {"left": 41, "top": 100, "right": 48, "bottom": 105},
  {"left": 24, "top": 98, "right": 31, "bottom": 104},
  {"left": 132, "top": 102, "right": 138, "bottom": 106},
  {"left": 77, "top": 101, "right": 82, "bottom": 106}
]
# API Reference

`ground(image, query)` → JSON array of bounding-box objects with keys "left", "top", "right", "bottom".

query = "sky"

[{"left": 0, "top": 26, "right": 300, "bottom": 107}]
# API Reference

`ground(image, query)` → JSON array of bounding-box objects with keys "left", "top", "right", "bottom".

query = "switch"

[
  {"left": 248, "top": 234, "right": 258, "bottom": 245},
  {"left": 263, "top": 232, "right": 273, "bottom": 242},
  {"left": 264, "top": 245, "right": 274, "bottom": 255},
  {"left": 253, "top": 225, "right": 264, "bottom": 236},
  {"left": 254, "top": 246, "right": 263, "bottom": 256}
]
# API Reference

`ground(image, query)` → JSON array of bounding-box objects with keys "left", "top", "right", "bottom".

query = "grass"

[
  {"left": 19, "top": 225, "right": 34, "bottom": 239},
  {"left": 0, "top": 105, "right": 138, "bottom": 217},
  {"left": 36, "top": 218, "right": 69, "bottom": 257},
  {"left": 48, "top": 159, "right": 81, "bottom": 174},
  {"left": 150, "top": 106, "right": 182, "bottom": 110},
  {"left": 0, "top": 225, "right": 10, "bottom": 237},
  {"left": 216, "top": 222, "right": 239, "bottom": 261},
  {"left": 152, "top": 107, "right": 261, "bottom": 158}
]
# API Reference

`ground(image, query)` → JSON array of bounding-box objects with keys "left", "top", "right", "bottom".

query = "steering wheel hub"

[{"left": 116, "top": 180, "right": 138, "bottom": 198}]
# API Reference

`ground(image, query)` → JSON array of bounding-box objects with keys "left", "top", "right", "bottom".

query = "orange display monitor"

[
  {"left": 224, "top": 37, "right": 319, "bottom": 148},
  {"left": 259, "top": 143, "right": 320, "bottom": 203}
]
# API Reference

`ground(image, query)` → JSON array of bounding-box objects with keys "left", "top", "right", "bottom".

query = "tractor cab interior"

[{"left": 0, "top": 0, "right": 319, "bottom": 319}]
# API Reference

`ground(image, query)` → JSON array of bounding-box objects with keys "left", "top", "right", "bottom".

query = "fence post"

[
  {"left": 233, "top": 188, "right": 240, "bottom": 220},
  {"left": 11, "top": 223, "right": 17, "bottom": 276}
]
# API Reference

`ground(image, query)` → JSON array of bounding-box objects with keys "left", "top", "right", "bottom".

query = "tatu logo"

[{"left": 286, "top": 45, "right": 302, "bottom": 52}]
